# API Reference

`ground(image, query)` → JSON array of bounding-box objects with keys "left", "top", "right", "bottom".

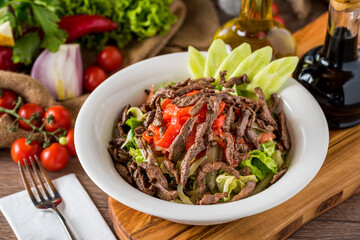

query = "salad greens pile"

[
  {"left": 58, "top": 0, "right": 177, "bottom": 49},
  {"left": 0, "top": 0, "right": 67, "bottom": 64}
]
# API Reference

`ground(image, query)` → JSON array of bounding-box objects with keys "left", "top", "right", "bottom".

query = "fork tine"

[
  {"left": 29, "top": 156, "right": 52, "bottom": 199},
  {"left": 24, "top": 158, "right": 45, "bottom": 202},
  {"left": 34, "top": 156, "right": 60, "bottom": 198},
  {"left": 18, "top": 161, "right": 38, "bottom": 205}
]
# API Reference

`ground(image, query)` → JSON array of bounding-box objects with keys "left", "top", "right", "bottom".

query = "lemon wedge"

[{"left": 0, "top": 21, "right": 14, "bottom": 47}]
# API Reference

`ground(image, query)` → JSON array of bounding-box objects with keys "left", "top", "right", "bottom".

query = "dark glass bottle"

[
  {"left": 293, "top": 0, "right": 360, "bottom": 129},
  {"left": 213, "top": 0, "right": 296, "bottom": 59}
]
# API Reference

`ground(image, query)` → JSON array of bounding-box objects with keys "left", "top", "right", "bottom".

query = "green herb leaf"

[{"left": 12, "top": 32, "right": 41, "bottom": 65}]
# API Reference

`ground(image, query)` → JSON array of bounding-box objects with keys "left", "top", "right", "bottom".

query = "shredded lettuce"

[
  {"left": 129, "top": 148, "right": 145, "bottom": 163},
  {"left": 125, "top": 116, "right": 142, "bottom": 130},
  {"left": 216, "top": 173, "right": 258, "bottom": 201},
  {"left": 58, "top": 0, "right": 177, "bottom": 49},
  {"left": 240, "top": 142, "right": 278, "bottom": 180}
]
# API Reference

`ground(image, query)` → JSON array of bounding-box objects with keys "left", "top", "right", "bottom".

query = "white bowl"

[{"left": 74, "top": 52, "right": 329, "bottom": 225}]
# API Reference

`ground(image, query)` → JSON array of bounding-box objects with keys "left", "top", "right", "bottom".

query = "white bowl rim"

[{"left": 75, "top": 52, "right": 329, "bottom": 224}]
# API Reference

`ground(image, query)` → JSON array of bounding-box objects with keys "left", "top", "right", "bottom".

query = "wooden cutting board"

[{"left": 108, "top": 13, "right": 360, "bottom": 239}]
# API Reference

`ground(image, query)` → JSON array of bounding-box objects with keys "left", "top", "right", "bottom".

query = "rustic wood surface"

[{"left": 2, "top": 5, "right": 359, "bottom": 240}]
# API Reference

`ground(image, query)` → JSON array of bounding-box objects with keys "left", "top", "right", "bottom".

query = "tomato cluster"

[
  {"left": 1, "top": 89, "right": 76, "bottom": 171},
  {"left": 83, "top": 46, "right": 123, "bottom": 92}
]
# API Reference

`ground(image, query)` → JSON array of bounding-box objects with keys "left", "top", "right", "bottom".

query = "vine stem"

[{"left": 0, "top": 97, "right": 64, "bottom": 146}]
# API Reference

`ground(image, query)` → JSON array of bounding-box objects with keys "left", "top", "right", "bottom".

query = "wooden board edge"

[{"left": 108, "top": 197, "right": 131, "bottom": 240}]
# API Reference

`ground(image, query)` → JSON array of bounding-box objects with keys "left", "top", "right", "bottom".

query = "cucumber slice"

[
  {"left": 214, "top": 43, "right": 251, "bottom": 83},
  {"left": 246, "top": 56, "right": 299, "bottom": 99},
  {"left": 230, "top": 46, "right": 273, "bottom": 89},
  {"left": 188, "top": 46, "right": 206, "bottom": 78},
  {"left": 204, "top": 39, "right": 228, "bottom": 77}
]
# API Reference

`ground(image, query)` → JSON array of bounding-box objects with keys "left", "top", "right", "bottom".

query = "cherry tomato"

[
  {"left": 83, "top": 66, "right": 107, "bottom": 92},
  {"left": 11, "top": 138, "right": 42, "bottom": 165},
  {"left": 44, "top": 105, "right": 72, "bottom": 132},
  {"left": 0, "top": 89, "right": 17, "bottom": 117},
  {"left": 40, "top": 143, "right": 69, "bottom": 171},
  {"left": 272, "top": 2, "right": 280, "bottom": 16},
  {"left": 273, "top": 15, "right": 285, "bottom": 26},
  {"left": 96, "top": 46, "right": 123, "bottom": 72},
  {"left": 18, "top": 103, "right": 45, "bottom": 130},
  {"left": 60, "top": 128, "right": 76, "bottom": 156},
  {"left": 0, "top": 47, "right": 22, "bottom": 72}
]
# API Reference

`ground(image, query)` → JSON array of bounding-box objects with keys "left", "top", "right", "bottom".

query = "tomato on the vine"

[
  {"left": 11, "top": 138, "right": 42, "bottom": 165},
  {"left": 59, "top": 128, "right": 76, "bottom": 156},
  {"left": 96, "top": 46, "right": 123, "bottom": 72},
  {"left": 83, "top": 66, "right": 107, "bottom": 92},
  {"left": 18, "top": 103, "right": 45, "bottom": 130},
  {"left": 44, "top": 105, "right": 72, "bottom": 132},
  {"left": 0, "top": 89, "right": 17, "bottom": 117},
  {"left": 40, "top": 143, "right": 69, "bottom": 171}
]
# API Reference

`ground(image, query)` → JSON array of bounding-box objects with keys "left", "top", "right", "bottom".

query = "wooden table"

[{"left": 1, "top": 12, "right": 360, "bottom": 240}]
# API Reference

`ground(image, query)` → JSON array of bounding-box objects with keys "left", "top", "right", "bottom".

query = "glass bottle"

[
  {"left": 293, "top": 0, "right": 360, "bottom": 129},
  {"left": 213, "top": 0, "right": 296, "bottom": 59}
]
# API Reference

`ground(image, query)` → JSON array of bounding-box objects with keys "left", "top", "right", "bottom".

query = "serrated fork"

[{"left": 18, "top": 156, "right": 77, "bottom": 240}]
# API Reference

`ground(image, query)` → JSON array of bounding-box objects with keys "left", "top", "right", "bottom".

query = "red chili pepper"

[
  {"left": 0, "top": 47, "right": 21, "bottom": 71},
  {"left": 59, "top": 15, "right": 118, "bottom": 43}
]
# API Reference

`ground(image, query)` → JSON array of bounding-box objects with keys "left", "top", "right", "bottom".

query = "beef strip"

[
  {"left": 145, "top": 164, "right": 169, "bottom": 190},
  {"left": 278, "top": 111, "right": 291, "bottom": 150},
  {"left": 234, "top": 152, "right": 250, "bottom": 162},
  {"left": 146, "top": 129, "right": 154, "bottom": 137},
  {"left": 256, "top": 119, "right": 275, "bottom": 132},
  {"left": 139, "top": 103, "right": 150, "bottom": 113},
  {"left": 246, "top": 128, "right": 260, "bottom": 150},
  {"left": 114, "top": 163, "right": 133, "bottom": 184},
  {"left": 235, "top": 108, "right": 251, "bottom": 139},
  {"left": 222, "top": 74, "right": 250, "bottom": 88},
  {"left": 133, "top": 168, "right": 156, "bottom": 196},
  {"left": 174, "top": 83, "right": 205, "bottom": 96},
  {"left": 108, "top": 146, "right": 131, "bottom": 163},
  {"left": 172, "top": 92, "right": 204, "bottom": 107},
  {"left": 240, "top": 166, "right": 252, "bottom": 176},
  {"left": 109, "top": 137, "right": 125, "bottom": 147},
  {"left": 152, "top": 181, "right": 178, "bottom": 201},
  {"left": 254, "top": 87, "right": 278, "bottom": 129},
  {"left": 197, "top": 162, "right": 240, "bottom": 194},
  {"left": 199, "top": 192, "right": 229, "bottom": 205},
  {"left": 225, "top": 132, "right": 239, "bottom": 167},
  {"left": 223, "top": 106, "right": 235, "bottom": 132},
  {"left": 247, "top": 107, "right": 257, "bottom": 128},
  {"left": 126, "top": 161, "right": 137, "bottom": 178},
  {"left": 229, "top": 181, "right": 256, "bottom": 202},
  {"left": 180, "top": 122, "right": 207, "bottom": 186},
  {"left": 144, "top": 110, "right": 155, "bottom": 127},
  {"left": 189, "top": 97, "right": 207, "bottom": 116},
  {"left": 152, "top": 97, "right": 164, "bottom": 127},
  {"left": 219, "top": 71, "right": 227, "bottom": 85},
  {"left": 134, "top": 126, "right": 146, "bottom": 136},
  {"left": 271, "top": 168, "right": 287, "bottom": 184},
  {"left": 269, "top": 93, "right": 280, "bottom": 112},
  {"left": 170, "top": 78, "right": 191, "bottom": 89},
  {"left": 205, "top": 96, "right": 221, "bottom": 131},
  {"left": 115, "top": 122, "right": 126, "bottom": 142},
  {"left": 159, "top": 126, "right": 166, "bottom": 138},
  {"left": 234, "top": 142, "right": 250, "bottom": 162},
  {"left": 120, "top": 104, "right": 130, "bottom": 126},
  {"left": 163, "top": 158, "right": 180, "bottom": 184},
  {"left": 168, "top": 117, "right": 198, "bottom": 162},
  {"left": 148, "top": 88, "right": 175, "bottom": 107}
]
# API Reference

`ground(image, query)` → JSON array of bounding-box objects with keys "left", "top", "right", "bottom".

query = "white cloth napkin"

[{"left": 0, "top": 173, "right": 116, "bottom": 240}]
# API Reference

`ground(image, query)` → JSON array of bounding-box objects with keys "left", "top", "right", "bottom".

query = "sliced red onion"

[{"left": 31, "top": 44, "right": 83, "bottom": 100}]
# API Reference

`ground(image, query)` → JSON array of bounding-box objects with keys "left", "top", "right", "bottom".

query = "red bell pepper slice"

[
  {"left": 186, "top": 90, "right": 200, "bottom": 96},
  {"left": 185, "top": 127, "right": 197, "bottom": 151},
  {"left": 154, "top": 118, "right": 182, "bottom": 149},
  {"left": 218, "top": 101, "right": 226, "bottom": 116},
  {"left": 212, "top": 114, "right": 226, "bottom": 129},
  {"left": 161, "top": 98, "right": 171, "bottom": 110}
]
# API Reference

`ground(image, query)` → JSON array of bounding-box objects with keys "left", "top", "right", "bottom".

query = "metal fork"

[{"left": 18, "top": 156, "right": 77, "bottom": 240}]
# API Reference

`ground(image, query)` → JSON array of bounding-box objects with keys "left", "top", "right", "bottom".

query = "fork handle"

[{"left": 52, "top": 208, "right": 78, "bottom": 240}]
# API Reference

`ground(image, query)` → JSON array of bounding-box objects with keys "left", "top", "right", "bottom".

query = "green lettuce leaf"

[
  {"left": 129, "top": 148, "right": 145, "bottom": 163},
  {"left": 240, "top": 142, "right": 278, "bottom": 180},
  {"left": 125, "top": 117, "right": 142, "bottom": 130}
]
